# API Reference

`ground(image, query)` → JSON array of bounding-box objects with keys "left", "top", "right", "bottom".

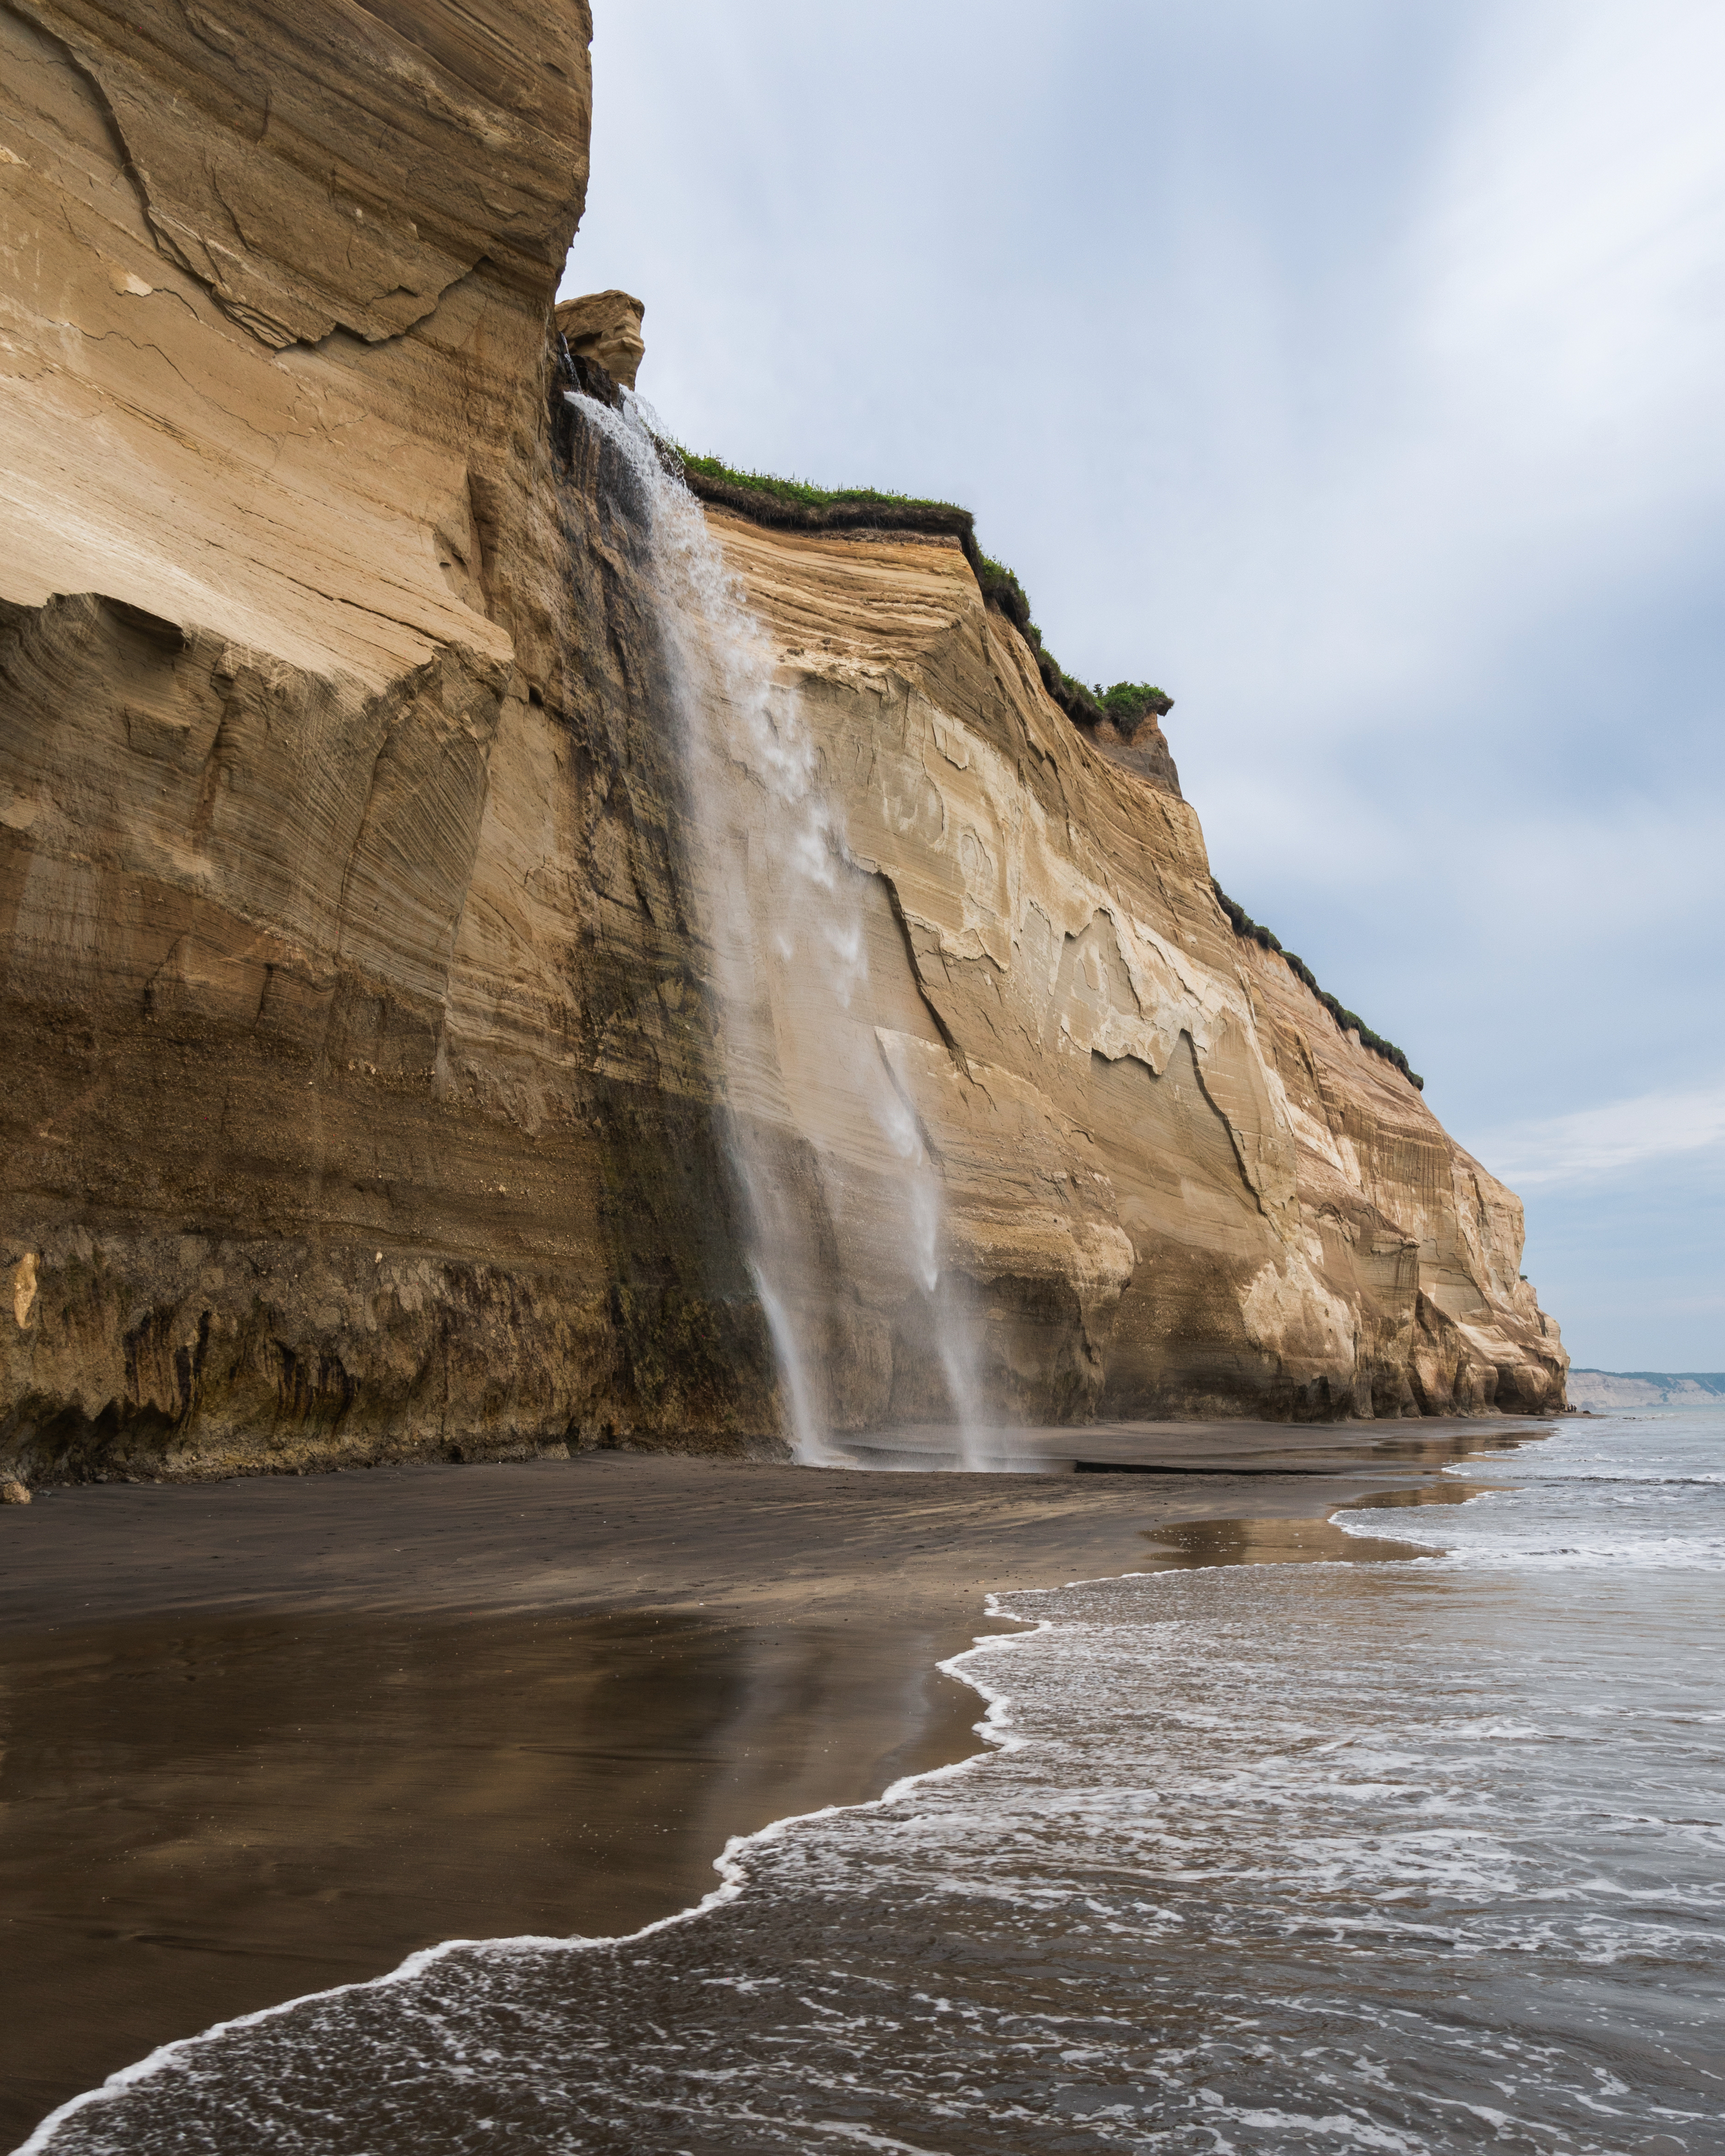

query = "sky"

[{"left": 558, "top": 0, "right": 1725, "bottom": 1372}]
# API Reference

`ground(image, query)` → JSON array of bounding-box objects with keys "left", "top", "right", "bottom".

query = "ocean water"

[{"left": 23, "top": 1412, "right": 1724, "bottom": 2155}]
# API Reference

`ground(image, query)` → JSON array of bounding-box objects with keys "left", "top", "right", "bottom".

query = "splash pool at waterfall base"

[{"left": 17, "top": 1410, "right": 1725, "bottom": 2156}]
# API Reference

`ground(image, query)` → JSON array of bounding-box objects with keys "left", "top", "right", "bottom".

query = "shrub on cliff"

[{"left": 1094, "top": 682, "right": 1174, "bottom": 739}]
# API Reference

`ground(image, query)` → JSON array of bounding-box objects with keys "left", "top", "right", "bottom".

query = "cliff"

[
  {"left": 0, "top": 0, "right": 1565, "bottom": 1482},
  {"left": 660, "top": 501, "right": 1564, "bottom": 1427}
]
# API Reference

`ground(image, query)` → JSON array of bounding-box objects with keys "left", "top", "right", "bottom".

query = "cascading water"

[
  {"left": 872, "top": 1080, "right": 990, "bottom": 1468},
  {"left": 569, "top": 391, "right": 989, "bottom": 1467}
]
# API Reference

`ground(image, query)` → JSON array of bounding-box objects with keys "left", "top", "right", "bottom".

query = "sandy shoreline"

[{"left": 0, "top": 1422, "right": 1551, "bottom": 2145}]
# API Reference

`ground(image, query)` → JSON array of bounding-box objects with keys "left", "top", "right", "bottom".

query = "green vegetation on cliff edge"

[
  {"left": 1211, "top": 882, "right": 1424, "bottom": 1091},
  {"left": 677, "top": 453, "right": 958, "bottom": 519}
]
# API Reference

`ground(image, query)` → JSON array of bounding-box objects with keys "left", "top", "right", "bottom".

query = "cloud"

[
  {"left": 1474, "top": 1085, "right": 1725, "bottom": 1189},
  {"left": 1417, "top": 0, "right": 1725, "bottom": 450}
]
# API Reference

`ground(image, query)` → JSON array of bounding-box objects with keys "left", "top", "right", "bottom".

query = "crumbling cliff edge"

[{"left": 0, "top": 0, "right": 1565, "bottom": 1481}]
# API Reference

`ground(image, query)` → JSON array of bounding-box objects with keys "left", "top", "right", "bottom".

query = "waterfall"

[
  {"left": 872, "top": 1075, "right": 991, "bottom": 1470},
  {"left": 568, "top": 391, "right": 988, "bottom": 1467}
]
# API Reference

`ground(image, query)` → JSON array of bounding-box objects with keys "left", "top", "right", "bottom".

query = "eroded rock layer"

[{"left": 0, "top": 0, "right": 1564, "bottom": 1480}]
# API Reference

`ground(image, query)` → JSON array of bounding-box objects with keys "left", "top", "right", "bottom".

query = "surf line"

[
  {"left": 18, "top": 1470, "right": 1488, "bottom": 2150},
  {"left": 15, "top": 1605, "right": 1055, "bottom": 2153}
]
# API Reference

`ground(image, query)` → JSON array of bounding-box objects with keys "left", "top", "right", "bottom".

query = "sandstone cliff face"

[
  {"left": 0, "top": 0, "right": 766, "bottom": 1478},
  {"left": 0, "top": 0, "right": 1564, "bottom": 1481},
  {"left": 666, "top": 509, "right": 1565, "bottom": 1429},
  {"left": 554, "top": 290, "right": 644, "bottom": 389}
]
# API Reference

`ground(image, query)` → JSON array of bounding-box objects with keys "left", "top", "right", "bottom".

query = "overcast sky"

[{"left": 559, "top": 0, "right": 1725, "bottom": 1373}]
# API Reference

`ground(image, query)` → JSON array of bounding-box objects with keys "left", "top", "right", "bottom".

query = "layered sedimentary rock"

[
  {"left": 656, "top": 506, "right": 1565, "bottom": 1428},
  {"left": 0, "top": 0, "right": 771, "bottom": 1478},
  {"left": 0, "top": 0, "right": 1564, "bottom": 1481},
  {"left": 554, "top": 290, "right": 644, "bottom": 389}
]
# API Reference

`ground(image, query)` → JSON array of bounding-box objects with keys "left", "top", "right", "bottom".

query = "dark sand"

[{"left": 0, "top": 1420, "right": 1552, "bottom": 2145}]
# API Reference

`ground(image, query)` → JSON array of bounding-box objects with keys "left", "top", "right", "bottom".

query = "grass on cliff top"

[
  {"left": 678, "top": 452, "right": 970, "bottom": 519},
  {"left": 1097, "top": 681, "right": 1173, "bottom": 730}
]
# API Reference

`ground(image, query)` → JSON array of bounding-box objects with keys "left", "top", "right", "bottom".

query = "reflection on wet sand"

[
  {"left": 1138, "top": 1478, "right": 1486, "bottom": 1570},
  {"left": 843, "top": 1417, "right": 1545, "bottom": 1477},
  {"left": 0, "top": 1608, "right": 975, "bottom": 2145},
  {"left": 1, "top": 1422, "right": 1553, "bottom": 2146}
]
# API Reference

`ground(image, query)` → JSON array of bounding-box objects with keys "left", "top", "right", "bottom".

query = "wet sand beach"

[{"left": 0, "top": 1420, "right": 1550, "bottom": 2145}]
